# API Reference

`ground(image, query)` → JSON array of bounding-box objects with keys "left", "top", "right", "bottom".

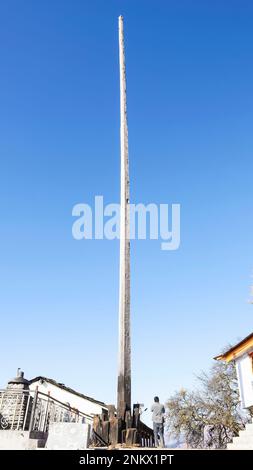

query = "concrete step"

[
  {"left": 228, "top": 443, "right": 253, "bottom": 450},
  {"left": 227, "top": 435, "right": 253, "bottom": 450},
  {"left": 238, "top": 424, "right": 253, "bottom": 436},
  {"left": 0, "top": 430, "right": 47, "bottom": 449},
  {"left": 26, "top": 438, "right": 47, "bottom": 449},
  {"left": 238, "top": 430, "right": 253, "bottom": 438},
  {"left": 226, "top": 421, "right": 253, "bottom": 450},
  {"left": 231, "top": 435, "right": 253, "bottom": 445}
]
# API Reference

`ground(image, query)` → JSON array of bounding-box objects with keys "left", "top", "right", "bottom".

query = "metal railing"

[
  {"left": 0, "top": 389, "right": 32, "bottom": 431},
  {"left": 0, "top": 388, "right": 92, "bottom": 433}
]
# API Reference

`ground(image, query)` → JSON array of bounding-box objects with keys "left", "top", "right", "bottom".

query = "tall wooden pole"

[{"left": 117, "top": 15, "right": 131, "bottom": 419}]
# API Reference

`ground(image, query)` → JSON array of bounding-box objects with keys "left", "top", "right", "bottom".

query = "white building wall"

[
  {"left": 236, "top": 353, "right": 253, "bottom": 409},
  {"left": 29, "top": 380, "right": 105, "bottom": 424}
]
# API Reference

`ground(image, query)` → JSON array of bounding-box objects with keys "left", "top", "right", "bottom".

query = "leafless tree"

[{"left": 166, "top": 358, "right": 251, "bottom": 449}]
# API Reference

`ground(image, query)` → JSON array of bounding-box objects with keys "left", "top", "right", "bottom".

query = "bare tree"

[{"left": 166, "top": 358, "right": 251, "bottom": 449}]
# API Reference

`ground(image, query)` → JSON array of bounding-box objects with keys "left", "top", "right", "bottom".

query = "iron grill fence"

[{"left": 0, "top": 389, "right": 92, "bottom": 432}]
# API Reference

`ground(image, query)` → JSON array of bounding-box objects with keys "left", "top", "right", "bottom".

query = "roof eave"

[{"left": 29, "top": 376, "right": 105, "bottom": 407}]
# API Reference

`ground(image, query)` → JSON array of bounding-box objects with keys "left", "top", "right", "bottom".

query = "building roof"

[
  {"left": 8, "top": 369, "right": 29, "bottom": 386},
  {"left": 214, "top": 331, "right": 253, "bottom": 362},
  {"left": 29, "top": 376, "right": 106, "bottom": 406}
]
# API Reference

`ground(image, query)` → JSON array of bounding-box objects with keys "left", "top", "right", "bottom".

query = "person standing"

[{"left": 151, "top": 396, "right": 165, "bottom": 447}]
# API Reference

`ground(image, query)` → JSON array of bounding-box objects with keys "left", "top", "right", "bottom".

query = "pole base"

[{"left": 91, "top": 404, "right": 154, "bottom": 448}]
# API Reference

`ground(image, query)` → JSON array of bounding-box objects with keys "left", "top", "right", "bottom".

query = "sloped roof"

[
  {"left": 214, "top": 331, "right": 253, "bottom": 362},
  {"left": 29, "top": 376, "right": 105, "bottom": 406}
]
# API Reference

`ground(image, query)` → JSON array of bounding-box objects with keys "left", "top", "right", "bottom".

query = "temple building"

[
  {"left": 0, "top": 369, "right": 106, "bottom": 449},
  {"left": 215, "top": 332, "right": 253, "bottom": 411},
  {"left": 0, "top": 369, "right": 32, "bottom": 431},
  {"left": 29, "top": 376, "right": 106, "bottom": 425},
  {"left": 215, "top": 332, "right": 253, "bottom": 449}
]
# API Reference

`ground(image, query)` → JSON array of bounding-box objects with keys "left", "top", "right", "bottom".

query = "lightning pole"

[{"left": 117, "top": 15, "right": 131, "bottom": 420}]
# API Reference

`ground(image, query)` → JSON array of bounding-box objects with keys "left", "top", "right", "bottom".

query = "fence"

[{"left": 0, "top": 388, "right": 92, "bottom": 433}]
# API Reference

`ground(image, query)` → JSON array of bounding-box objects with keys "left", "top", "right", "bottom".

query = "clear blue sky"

[{"left": 0, "top": 0, "right": 253, "bottom": 425}]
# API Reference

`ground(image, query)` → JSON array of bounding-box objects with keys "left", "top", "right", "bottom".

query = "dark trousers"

[{"left": 153, "top": 422, "right": 165, "bottom": 447}]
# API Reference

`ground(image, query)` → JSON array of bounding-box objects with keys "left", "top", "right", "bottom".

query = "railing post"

[
  {"left": 42, "top": 391, "right": 50, "bottom": 432},
  {"left": 11, "top": 393, "right": 19, "bottom": 430},
  {"left": 0, "top": 391, "right": 4, "bottom": 412},
  {"left": 23, "top": 393, "right": 31, "bottom": 430},
  {"left": 29, "top": 386, "right": 38, "bottom": 432},
  {"left": 17, "top": 392, "right": 25, "bottom": 430}
]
